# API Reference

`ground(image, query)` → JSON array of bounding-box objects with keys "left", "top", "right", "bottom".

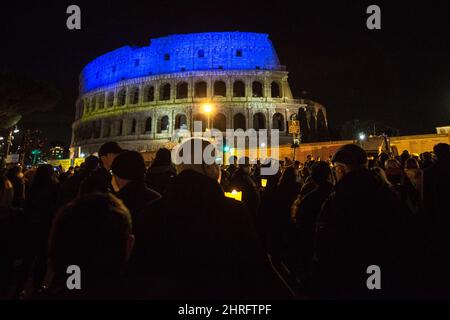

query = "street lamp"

[
  {"left": 359, "top": 132, "right": 366, "bottom": 141},
  {"left": 202, "top": 103, "right": 213, "bottom": 131}
]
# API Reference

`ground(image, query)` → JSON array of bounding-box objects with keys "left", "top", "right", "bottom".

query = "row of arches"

[
  {"left": 81, "top": 80, "right": 282, "bottom": 115},
  {"left": 74, "top": 112, "right": 290, "bottom": 142}
]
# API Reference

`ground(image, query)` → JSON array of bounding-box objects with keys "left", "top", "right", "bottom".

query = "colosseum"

[{"left": 71, "top": 32, "right": 328, "bottom": 156}]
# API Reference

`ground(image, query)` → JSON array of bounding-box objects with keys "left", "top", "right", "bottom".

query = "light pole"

[
  {"left": 202, "top": 103, "right": 213, "bottom": 131},
  {"left": 5, "top": 127, "right": 19, "bottom": 158}
]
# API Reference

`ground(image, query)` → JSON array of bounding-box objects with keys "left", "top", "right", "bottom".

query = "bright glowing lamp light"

[
  {"left": 359, "top": 133, "right": 366, "bottom": 141},
  {"left": 260, "top": 142, "right": 266, "bottom": 147},
  {"left": 13, "top": 129, "right": 19, "bottom": 134},
  {"left": 223, "top": 145, "right": 230, "bottom": 152},
  {"left": 80, "top": 153, "right": 86, "bottom": 158},
  {"left": 203, "top": 103, "right": 213, "bottom": 113},
  {"left": 0, "top": 137, "right": 4, "bottom": 141}
]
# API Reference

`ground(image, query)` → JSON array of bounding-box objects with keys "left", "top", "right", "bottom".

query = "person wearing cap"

[
  {"left": 111, "top": 150, "right": 160, "bottom": 226},
  {"left": 130, "top": 138, "right": 291, "bottom": 299},
  {"left": 311, "top": 144, "right": 406, "bottom": 299}
]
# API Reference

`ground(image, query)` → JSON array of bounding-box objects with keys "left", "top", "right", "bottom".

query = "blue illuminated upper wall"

[{"left": 80, "top": 32, "right": 281, "bottom": 93}]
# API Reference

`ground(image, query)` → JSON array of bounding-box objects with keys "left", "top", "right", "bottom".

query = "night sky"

[{"left": 1, "top": 1, "right": 449, "bottom": 145}]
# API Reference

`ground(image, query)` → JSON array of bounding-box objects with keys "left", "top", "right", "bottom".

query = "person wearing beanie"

[
  {"left": 311, "top": 144, "right": 406, "bottom": 299},
  {"left": 111, "top": 151, "right": 160, "bottom": 227}
]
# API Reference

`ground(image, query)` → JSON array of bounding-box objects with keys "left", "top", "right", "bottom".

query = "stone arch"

[
  {"left": 212, "top": 113, "right": 227, "bottom": 131},
  {"left": 233, "top": 113, "right": 246, "bottom": 130},
  {"left": 157, "top": 115, "right": 169, "bottom": 133},
  {"left": 272, "top": 112, "right": 285, "bottom": 131},
  {"left": 118, "top": 119, "right": 125, "bottom": 136},
  {"left": 93, "top": 121, "right": 101, "bottom": 138},
  {"left": 90, "top": 97, "right": 96, "bottom": 111},
  {"left": 193, "top": 113, "right": 207, "bottom": 132},
  {"left": 175, "top": 113, "right": 188, "bottom": 130},
  {"left": 102, "top": 121, "right": 111, "bottom": 138},
  {"left": 252, "top": 81, "right": 263, "bottom": 97},
  {"left": 129, "top": 87, "right": 139, "bottom": 105},
  {"left": 176, "top": 82, "right": 188, "bottom": 99},
  {"left": 144, "top": 116, "right": 152, "bottom": 133},
  {"left": 308, "top": 110, "right": 317, "bottom": 141},
  {"left": 130, "top": 118, "right": 137, "bottom": 134},
  {"left": 194, "top": 81, "right": 207, "bottom": 98},
  {"left": 117, "top": 88, "right": 126, "bottom": 106},
  {"left": 253, "top": 112, "right": 266, "bottom": 130},
  {"left": 317, "top": 109, "right": 328, "bottom": 141},
  {"left": 298, "top": 108, "right": 309, "bottom": 142},
  {"left": 213, "top": 80, "right": 226, "bottom": 97},
  {"left": 144, "top": 85, "right": 155, "bottom": 102},
  {"left": 271, "top": 81, "right": 281, "bottom": 98},
  {"left": 107, "top": 92, "right": 114, "bottom": 107},
  {"left": 97, "top": 93, "right": 105, "bottom": 109},
  {"left": 233, "top": 80, "right": 246, "bottom": 97},
  {"left": 160, "top": 83, "right": 171, "bottom": 101}
]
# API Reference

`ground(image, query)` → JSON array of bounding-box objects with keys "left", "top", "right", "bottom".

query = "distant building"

[
  {"left": 49, "top": 145, "right": 65, "bottom": 160},
  {"left": 72, "top": 32, "right": 328, "bottom": 155}
]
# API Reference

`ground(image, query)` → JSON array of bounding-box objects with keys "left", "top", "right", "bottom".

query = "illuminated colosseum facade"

[{"left": 72, "top": 32, "right": 328, "bottom": 155}]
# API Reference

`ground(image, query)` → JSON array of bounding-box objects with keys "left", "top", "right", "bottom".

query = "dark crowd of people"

[{"left": 0, "top": 139, "right": 449, "bottom": 300}]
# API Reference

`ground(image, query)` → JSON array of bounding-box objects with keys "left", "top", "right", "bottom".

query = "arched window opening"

[
  {"left": 233, "top": 81, "right": 245, "bottom": 97},
  {"left": 233, "top": 113, "right": 246, "bottom": 130},
  {"left": 144, "top": 85, "right": 155, "bottom": 102},
  {"left": 102, "top": 121, "right": 111, "bottom": 138},
  {"left": 252, "top": 81, "right": 263, "bottom": 97},
  {"left": 176, "top": 82, "right": 188, "bottom": 99},
  {"left": 160, "top": 83, "right": 171, "bottom": 101},
  {"left": 145, "top": 117, "right": 152, "bottom": 132},
  {"left": 193, "top": 114, "right": 207, "bottom": 132},
  {"left": 131, "top": 119, "right": 137, "bottom": 134},
  {"left": 117, "top": 88, "right": 126, "bottom": 106},
  {"left": 107, "top": 92, "right": 114, "bottom": 107},
  {"left": 129, "top": 87, "right": 139, "bottom": 104},
  {"left": 253, "top": 112, "right": 266, "bottom": 130},
  {"left": 175, "top": 114, "right": 188, "bottom": 130},
  {"left": 272, "top": 113, "right": 285, "bottom": 131},
  {"left": 194, "top": 81, "right": 207, "bottom": 98},
  {"left": 213, "top": 81, "right": 226, "bottom": 97},
  {"left": 97, "top": 94, "right": 105, "bottom": 109},
  {"left": 158, "top": 116, "right": 169, "bottom": 133},
  {"left": 271, "top": 82, "right": 281, "bottom": 98},
  {"left": 212, "top": 113, "right": 227, "bottom": 132}
]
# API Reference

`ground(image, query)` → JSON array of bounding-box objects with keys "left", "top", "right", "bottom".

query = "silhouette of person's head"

[
  {"left": 151, "top": 148, "right": 172, "bottom": 167},
  {"left": 434, "top": 143, "right": 450, "bottom": 162},
  {"left": 84, "top": 155, "right": 100, "bottom": 172},
  {"left": 98, "top": 142, "right": 123, "bottom": 171},
  {"left": 31, "top": 164, "right": 58, "bottom": 190},
  {"left": 310, "top": 161, "right": 333, "bottom": 186},
  {"left": 331, "top": 144, "right": 368, "bottom": 182},
  {"left": 174, "top": 138, "right": 221, "bottom": 182},
  {"left": 111, "top": 151, "right": 147, "bottom": 191},
  {"left": 47, "top": 193, "right": 134, "bottom": 290}
]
